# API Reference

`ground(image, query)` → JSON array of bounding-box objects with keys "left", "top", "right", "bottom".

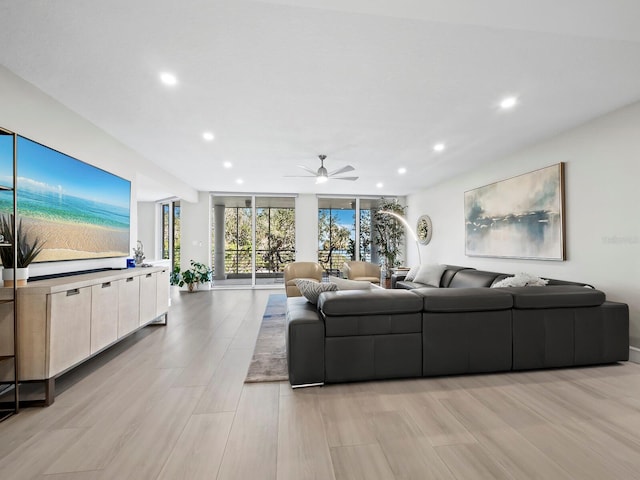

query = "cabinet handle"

[
  {"left": 102, "top": 282, "right": 111, "bottom": 288},
  {"left": 126, "top": 277, "right": 134, "bottom": 282},
  {"left": 146, "top": 273, "right": 152, "bottom": 278},
  {"left": 66, "top": 289, "right": 80, "bottom": 296}
]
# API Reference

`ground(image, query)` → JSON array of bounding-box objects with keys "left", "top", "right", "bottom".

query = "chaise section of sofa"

[
  {"left": 412, "top": 287, "right": 514, "bottom": 376},
  {"left": 317, "top": 289, "right": 424, "bottom": 383},
  {"left": 286, "top": 296, "right": 325, "bottom": 386}
]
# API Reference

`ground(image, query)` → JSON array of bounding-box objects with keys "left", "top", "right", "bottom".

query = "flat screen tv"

[{"left": 0, "top": 135, "right": 131, "bottom": 262}]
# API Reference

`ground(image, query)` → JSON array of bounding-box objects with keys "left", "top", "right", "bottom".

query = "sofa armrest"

[
  {"left": 391, "top": 273, "right": 407, "bottom": 288},
  {"left": 286, "top": 298, "right": 325, "bottom": 386}
]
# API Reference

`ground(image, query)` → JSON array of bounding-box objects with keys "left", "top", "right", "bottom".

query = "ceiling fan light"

[{"left": 316, "top": 175, "right": 328, "bottom": 184}]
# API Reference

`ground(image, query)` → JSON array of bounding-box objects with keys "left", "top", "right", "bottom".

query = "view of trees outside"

[
  {"left": 223, "top": 207, "right": 252, "bottom": 275},
  {"left": 318, "top": 207, "right": 355, "bottom": 274},
  {"left": 162, "top": 201, "right": 180, "bottom": 269},
  {"left": 217, "top": 205, "right": 295, "bottom": 277},
  {"left": 256, "top": 207, "right": 295, "bottom": 274},
  {"left": 318, "top": 198, "right": 397, "bottom": 273},
  {"left": 359, "top": 208, "right": 372, "bottom": 262},
  {"left": 172, "top": 202, "right": 180, "bottom": 269},
  {"left": 162, "top": 204, "right": 170, "bottom": 260}
]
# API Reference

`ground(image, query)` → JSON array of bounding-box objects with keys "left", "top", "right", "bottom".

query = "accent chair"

[
  {"left": 343, "top": 261, "right": 381, "bottom": 285},
  {"left": 283, "top": 261, "right": 324, "bottom": 297}
]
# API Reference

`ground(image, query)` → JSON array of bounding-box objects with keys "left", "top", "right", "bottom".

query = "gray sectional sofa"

[{"left": 285, "top": 266, "right": 629, "bottom": 387}]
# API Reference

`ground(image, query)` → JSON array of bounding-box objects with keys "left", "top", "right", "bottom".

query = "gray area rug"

[{"left": 245, "top": 294, "right": 288, "bottom": 383}]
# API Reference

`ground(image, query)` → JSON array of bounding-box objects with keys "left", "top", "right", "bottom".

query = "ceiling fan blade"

[
  {"left": 332, "top": 176, "right": 359, "bottom": 181},
  {"left": 296, "top": 164, "right": 319, "bottom": 176},
  {"left": 328, "top": 165, "right": 354, "bottom": 176},
  {"left": 284, "top": 174, "right": 317, "bottom": 178}
]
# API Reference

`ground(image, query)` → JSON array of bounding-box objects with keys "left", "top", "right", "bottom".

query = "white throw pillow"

[
  {"left": 328, "top": 275, "right": 372, "bottom": 290},
  {"left": 403, "top": 265, "right": 421, "bottom": 282},
  {"left": 413, "top": 264, "right": 447, "bottom": 287},
  {"left": 295, "top": 279, "right": 337, "bottom": 304},
  {"left": 491, "top": 273, "right": 549, "bottom": 288}
]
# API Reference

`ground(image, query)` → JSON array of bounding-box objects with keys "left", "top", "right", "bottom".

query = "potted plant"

[
  {"left": 178, "top": 260, "right": 212, "bottom": 292},
  {"left": 374, "top": 199, "right": 407, "bottom": 283},
  {"left": 0, "top": 214, "right": 45, "bottom": 287},
  {"left": 170, "top": 265, "right": 181, "bottom": 286}
]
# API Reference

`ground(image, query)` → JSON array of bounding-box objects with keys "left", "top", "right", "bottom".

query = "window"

[
  {"left": 211, "top": 195, "right": 295, "bottom": 287},
  {"left": 318, "top": 198, "right": 355, "bottom": 275},
  {"left": 160, "top": 200, "right": 180, "bottom": 269},
  {"left": 161, "top": 204, "right": 170, "bottom": 260},
  {"left": 318, "top": 197, "right": 394, "bottom": 273}
]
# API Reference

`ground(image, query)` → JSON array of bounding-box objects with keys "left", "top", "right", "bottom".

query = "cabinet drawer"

[
  {"left": 139, "top": 272, "right": 157, "bottom": 325},
  {"left": 156, "top": 269, "right": 169, "bottom": 317},
  {"left": 91, "top": 281, "right": 119, "bottom": 353},
  {"left": 118, "top": 276, "right": 140, "bottom": 338},
  {"left": 49, "top": 287, "right": 91, "bottom": 376}
]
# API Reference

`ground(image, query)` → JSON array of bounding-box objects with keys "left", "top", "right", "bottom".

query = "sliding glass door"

[
  {"left": 211, "top": 195, "right": 295, "bottom": 287},
  {"left": 255, "top": 197, "right": 295, "bottom": 286},
  {"left": 318, "top": 197, "right": 356, "bottom": 275}
]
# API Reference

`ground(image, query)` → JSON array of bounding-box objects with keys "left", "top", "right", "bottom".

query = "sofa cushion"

[
  {"left": 448, "top": 269, "right": 504, "bottom": 288},
  {"left": 295, "top": 279, "right": 337, "bottom": 304},
  {"left": 413, "top": 287, "right": 513, "bottom": 312},
  {"left": 441, "top": 266, "right": 475, "bottom": 287},
  {"left": 505, "top": 285, "right": 605, "bottom": 309},
  {"left": 317, "top": 289, "right": 423, "bottom": 316},
  {"left": 322, "top": 312, "right": 422, "bottom": 337},
  {"left": 395, "top": 280, "right": 435, "bottom": 290}
]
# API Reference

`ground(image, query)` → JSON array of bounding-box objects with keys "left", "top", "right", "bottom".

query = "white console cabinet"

[{"left": 11, "top": 267, "right": 169, "bottom": 404}]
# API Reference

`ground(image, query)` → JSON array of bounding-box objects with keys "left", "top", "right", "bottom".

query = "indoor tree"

[{"left": 373, "top": 199, "right": 407, "bottom": 274}]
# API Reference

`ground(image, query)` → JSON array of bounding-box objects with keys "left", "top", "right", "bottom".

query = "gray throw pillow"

[
  {"left": 295, "top": 279, "right": 337, "bottom": 304},
  {"left": 413, "top": 264, "right": 446, "bottom": 287}
]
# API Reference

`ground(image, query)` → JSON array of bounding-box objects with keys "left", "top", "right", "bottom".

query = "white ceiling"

[{"left": 1, "top": 0, "right": 640, "bottom": 201}]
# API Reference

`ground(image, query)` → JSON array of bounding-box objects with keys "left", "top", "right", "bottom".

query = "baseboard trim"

[{"left": 629, "top": 347, "right": 640, "bottom": 364}]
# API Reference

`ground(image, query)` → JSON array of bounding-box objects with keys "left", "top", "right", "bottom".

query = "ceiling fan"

[{"left": 286, "top": 154, "right": 358, "bottom": 183}]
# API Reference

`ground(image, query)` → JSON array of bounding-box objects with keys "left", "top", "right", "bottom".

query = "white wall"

[
  {"left": 179, "top": 192, "right": 212, "bottom": 271},
  {"left": 407, "top": 101, "right": 640, "bottom": 346},
  {"left": 295, "top": 194, "right": 319, "bottom": 261},
  {"left": 136, "top": 202, "right": 158, "bottom": 261}
]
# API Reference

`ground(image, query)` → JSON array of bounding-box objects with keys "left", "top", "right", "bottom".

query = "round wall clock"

[{"left": 417, "top": 215, "right": 432, "bottom": 245}]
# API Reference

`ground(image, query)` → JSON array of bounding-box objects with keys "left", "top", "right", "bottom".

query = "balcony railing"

[{"left": 223, "top": 249, "right": 295, "bottom": 277}]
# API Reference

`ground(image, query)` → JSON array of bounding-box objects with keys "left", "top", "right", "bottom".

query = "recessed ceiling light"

[
  {"left": 223, "top": 161, "right": 232, "bottom": 169},
  {"left": 202, "top": 132, "right": 214, "bottom": 141},
  {"left": 398, "top": 167, "right": 407, "bottom": 175},
  {"left": 500, "top": 96, "right": 518, "bottom": 109},
  {"left": 159, "top": 72, "right": 177, "bottom": 86},
  {"left": 376, "top": 182, "right": 383, "bottom": 188},
  {"left": 433, "top": 143, "right": 446, "bottom": 152},
  {"left": 236, "top": 178, "right": 243, "bottom": 184}
]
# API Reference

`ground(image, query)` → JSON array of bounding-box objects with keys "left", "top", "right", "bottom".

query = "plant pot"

[{"left": 2, "top": 267, "right": 29, "bottom": 287}]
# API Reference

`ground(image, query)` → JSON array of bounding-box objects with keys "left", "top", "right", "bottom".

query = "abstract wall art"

[{"left": 464, "top": 163, "right": 565, "bottom": 260}]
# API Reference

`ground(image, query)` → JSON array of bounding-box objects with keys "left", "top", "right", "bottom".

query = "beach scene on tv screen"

[{"left": 0, "top": 136, "right": 131, "bottom": 262}]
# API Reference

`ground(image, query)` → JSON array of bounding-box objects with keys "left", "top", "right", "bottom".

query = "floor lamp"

[{"left": 379, "top": 210, "right": 422, "bottom": 264}]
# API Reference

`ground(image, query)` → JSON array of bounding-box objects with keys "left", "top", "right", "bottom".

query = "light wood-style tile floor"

[{"left": 2, "top": 288, "right": 640, "bottom": 479}]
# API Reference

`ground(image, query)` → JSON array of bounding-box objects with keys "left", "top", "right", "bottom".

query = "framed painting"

[{"left": 464, "top": 163, "right": 565, "bottom": 260}]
